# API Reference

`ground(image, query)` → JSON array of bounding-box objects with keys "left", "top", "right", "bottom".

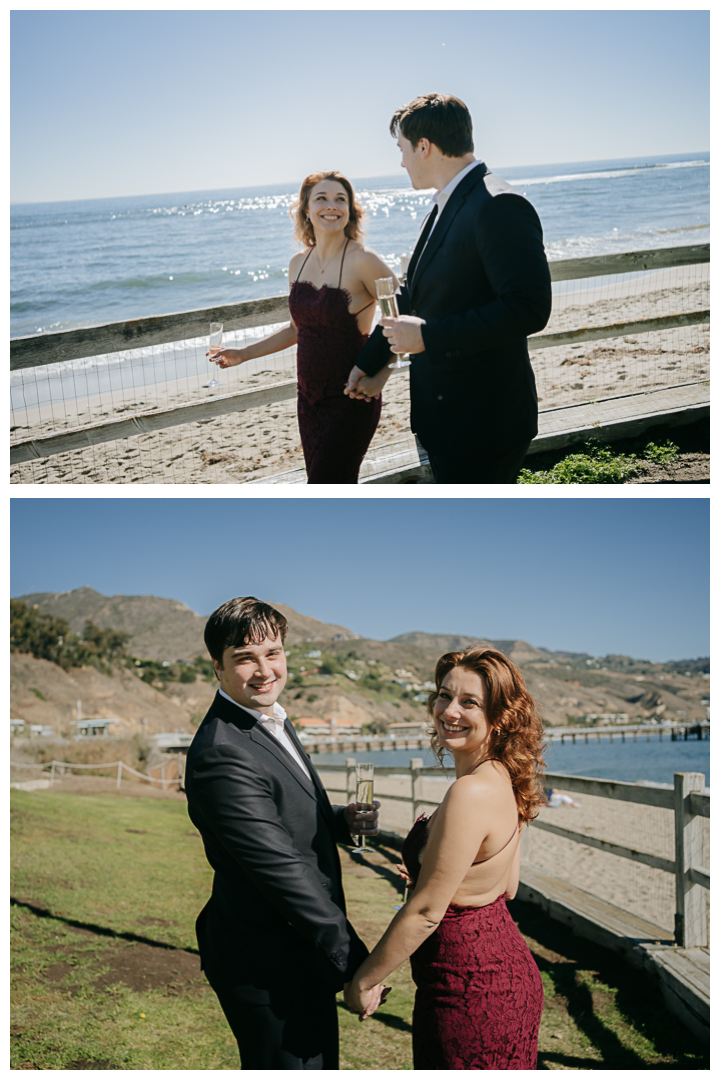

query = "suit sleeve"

[
  {"left": 420, "top": 194, "right": 552, "bottom": 366},
  {"left": 190, "top": 745, "right": 367, "bottom": 982}
]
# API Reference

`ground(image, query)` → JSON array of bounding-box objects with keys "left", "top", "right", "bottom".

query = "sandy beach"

[
  {"left": 320, "top": 767, "right": 708, "bottom": 937},
  {"left": 11, "top": 266, "right": 709, "bottom": 484}
]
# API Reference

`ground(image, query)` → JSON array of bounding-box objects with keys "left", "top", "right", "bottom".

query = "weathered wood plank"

[
  {"left": 540, "top": 772, "right": 675, "bottom": 808},
  {"left": 10, "top": 295, "right": 291, "bottom": 370},
  {"left": 548, "top": 243, "right": 709, "bottom": 282},
  {"left": 528, "top": 309, "right": 708, "bottom": 351},
  {"left": 688, "top": 866, "right": 710, "bottom": 890},
  {"left": 674, "top": 773, "right": 708, "bottom": 947},
  {"left": 644, "top": 946, "right": 710, "bottom": 1014},
  {"left": 530, "top": 817, "right": 676, "bottom": 873},
  {"left": 10, "top": 380, "right": 297, "bottom": 463},
  {"left": 518, "top": 864, "right": 673, "bottom": 945},
  {"left": 10, "top": 243, "right": 709, "bottom": 371}
]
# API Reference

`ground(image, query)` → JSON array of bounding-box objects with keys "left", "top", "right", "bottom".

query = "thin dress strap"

[
  {"left": 295, "top": 248, "right": 313, "bottom": 281},
  {"left": 471, "top": 824, "right": 519, "bottom": 865},
  {"left": 336, "top": 238, "right": 350, "bottom": 289}
]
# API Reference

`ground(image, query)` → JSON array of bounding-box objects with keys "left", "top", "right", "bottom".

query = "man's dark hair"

[
  {"left": 204, "top": 597, "right": 288, "bottom": 664},
  {"left": 390, "top": 93, "right": 474, "bottom": 158}
]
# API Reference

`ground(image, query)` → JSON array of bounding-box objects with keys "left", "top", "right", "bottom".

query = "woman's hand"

[
  {"left": 207, "top": 347, "right": 244, "bottom": 369},
  {"left": 344, "top": 980, "right": 388, "bottom": 1021},
  {"left": 395, "top": 861, "right": 414, "bottom": 890},
  {"left": 345, "top": 365, "right": 391, "bottom": 401}
]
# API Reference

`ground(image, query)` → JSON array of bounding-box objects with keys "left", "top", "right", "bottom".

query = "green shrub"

[
  {"left": 644, "top": 439, "right": 679, "bottom": 465},
  {"left": 518, "top": 441, "right": 639, "bottom": 484}
]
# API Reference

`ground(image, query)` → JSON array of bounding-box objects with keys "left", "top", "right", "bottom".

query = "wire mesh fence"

[
  {"left": 10, "top": 245, "right": 708, "bottom": 484},
  {"left": 524, "top": 792, "right": 680, "bottom": 933}
]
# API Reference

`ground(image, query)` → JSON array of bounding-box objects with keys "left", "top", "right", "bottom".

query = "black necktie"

[{"left": 407, "top": 203, "right": 439, "bottom": 289}]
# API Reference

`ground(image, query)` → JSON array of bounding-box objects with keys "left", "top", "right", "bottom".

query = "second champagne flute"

[
  {"left": 351, "top": 762, "right": 376, "bottom": 856},
  {"left": 206, "top": 321, "right": 223, "bottom": 388},
  {"left": 375, "top": 278, "right": 411, "bottom": 370}
]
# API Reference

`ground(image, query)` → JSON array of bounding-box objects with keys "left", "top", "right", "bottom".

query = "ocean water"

[
  {"left": 309, "top": 732, "right": 710, "bottom": 787},
  {"left": 11, "top": 152, "right": 709, "bottom": 339}
]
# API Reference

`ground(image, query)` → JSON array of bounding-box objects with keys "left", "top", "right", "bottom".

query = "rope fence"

[{"left": 10, "top": 758, "right": 183, "bottom": 791}]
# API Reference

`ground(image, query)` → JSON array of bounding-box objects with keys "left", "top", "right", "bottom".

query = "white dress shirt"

[
  {"left": 429, "top": 158, "right": 485, "bottom": 234},
  {"left": 218, "top": 688, "right": 311, "bottom": 780}
]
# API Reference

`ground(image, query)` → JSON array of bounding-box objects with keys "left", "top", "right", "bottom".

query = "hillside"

[
  {"left": 12, "top": 588, "right": 709, "bottom": 733},
  {"left": 16, "top": 589, "right": 357, "bottom": 661}
]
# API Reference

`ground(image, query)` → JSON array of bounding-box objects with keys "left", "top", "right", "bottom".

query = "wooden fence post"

[
  {"left": 50, "top": 760, "right": 56, "bottom": 785},
  {"left": 410, "top": 758, "right": 423, "bottom": 822},
  {"left": 116, "top": 761, "right": 122, "bottom": 790},
  {"left": 674, "top": 772, "right": 707, "bottom": 947}
]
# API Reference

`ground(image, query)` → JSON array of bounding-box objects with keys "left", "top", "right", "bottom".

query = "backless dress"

[
  {"left": 288, "top": 241, "right": 381, "bottom": 484},
  {"left": 401, "top": 775, "right": 543, "bottom": 1069}
]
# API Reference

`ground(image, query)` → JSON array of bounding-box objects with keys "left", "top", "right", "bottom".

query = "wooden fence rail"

[
  {"left": 316, "top": 761, "right": 709, "bottom": 948},
  {"left": 10, "top": 243, "right": 710, "bottom": 467}
]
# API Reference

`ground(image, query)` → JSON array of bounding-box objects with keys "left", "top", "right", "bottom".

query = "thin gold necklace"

[{"left": 315, "top": 243, "right": 342, "bottom": 275}]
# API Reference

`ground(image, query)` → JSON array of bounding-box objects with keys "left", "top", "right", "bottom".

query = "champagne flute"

[
  {"left": 375, "top": 278, "right": 411, "bottom": 370},
  {"left": 351, "top": 762, "right": 376, "bottom": 856},
  {"left": 206, "top": 321, "right": 223, "bottom": 388}
]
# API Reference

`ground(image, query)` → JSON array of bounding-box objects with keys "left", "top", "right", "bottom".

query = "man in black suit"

[
  {"left": 345, "top": 93, "right": 552, "bottom": 484},
  {"left": 185, "top": 596, "right": 381, "bottom": 1068}
]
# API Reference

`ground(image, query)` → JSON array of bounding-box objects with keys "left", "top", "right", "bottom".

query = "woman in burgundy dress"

[
  {"left": 208, "top": 171, "right": 394, "bottom": 483},
  {"left": 346, "top": 647, "right": 546, "bottom": 1070}
]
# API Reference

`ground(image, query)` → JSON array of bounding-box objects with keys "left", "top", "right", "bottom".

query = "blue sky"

[
  {"left": 11, "top": 8, "right": 709, "bottom": 203},
  {"left": 10, "top": 498, "right": 709, "bottom": 661}
]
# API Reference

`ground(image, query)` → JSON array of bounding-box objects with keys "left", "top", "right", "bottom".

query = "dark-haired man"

[
  {"left": 345, "top": 92, "right": 552, "bottom": 484},
  {"left": 185, "top": 596, "right": 380, "bottom": 1069}
]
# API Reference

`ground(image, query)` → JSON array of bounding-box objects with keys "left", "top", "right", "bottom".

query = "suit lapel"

[
  {"left": 213, "top": 691, "right": 317, "bottom": 799},
  {"left": 249, "top": 723, "right": 318, "bottom": 798},
  {"left": 283, "top": 720, "right": 338, "bottom": 828},
  {"left": 410, "top": 163, "right": 488, "bottom": 295}
]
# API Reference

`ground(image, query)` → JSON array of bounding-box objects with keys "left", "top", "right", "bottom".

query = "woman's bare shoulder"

[
  {"left": 288, "top": 248, "right": 311, "bottom": 282},
  {"left": 289, "top": 249, "right": 310, "bottom": 268},
  {"left": 353, "top": 243, "right": 392, "bottom": 274}
]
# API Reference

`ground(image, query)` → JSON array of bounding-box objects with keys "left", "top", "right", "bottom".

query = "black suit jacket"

[
  {"left": 357, "top": 164, "right": 552, "bottom": 458},
  {"left": 185, "top": 692, "right": 367, "bottom": 1003}
]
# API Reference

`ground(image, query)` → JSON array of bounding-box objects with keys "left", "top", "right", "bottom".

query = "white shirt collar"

[
  {"left": 433, "top": 159, "right": 484, "bottom": 211},
  {"left": 218, "top": 687, "right": 287, "bottom": 725}
]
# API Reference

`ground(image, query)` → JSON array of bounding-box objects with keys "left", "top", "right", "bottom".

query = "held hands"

[
  {"left": 379, "top": 315, "right": 426, "bottom": 355},
  {"left": 344, "top": 980, "right": 391, "bottom": 1021},
  {"left": 345, "top": 800, "right": 381, "bottom": 837},
  {"left": 207, "top": 348, "right": 244, "bottom": 369},
  {"left": 344, "top": 365, "right": 390, "bottom": 401}
]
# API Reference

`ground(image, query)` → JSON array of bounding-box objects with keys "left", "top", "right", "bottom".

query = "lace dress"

[
  {"left": 288, "top": 242, "right": 381, "bottom": 484},
  {"left": 402, "top": 815, "right": 543, "bottom": 1070}
]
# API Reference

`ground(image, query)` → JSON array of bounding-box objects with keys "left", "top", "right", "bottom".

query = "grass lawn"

[{"left": 11, "top": 786, "right": 708, "bottom": 1069}]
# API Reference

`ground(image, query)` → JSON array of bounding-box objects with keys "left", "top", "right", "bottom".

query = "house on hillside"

[
  {"left": 389, "top": 721, "right": 428, "bottom": 738},
  {"left": 11, "top": 719, "right": 55, "bottom": 738},
  {"left": 74, "top": 718, "right": 122, "bottom": 738}
]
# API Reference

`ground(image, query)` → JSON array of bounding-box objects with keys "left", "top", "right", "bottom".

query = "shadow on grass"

[
  {"left": 10, "top": 897, "right": 199, "bottom": 955},
  {"left": 507, "top": 898, "right": 708, "bottom": 1069},
  {"left": 338, "top": 999, "right": 412, "bottom": 1034},
  {"left": 348, "top": 844, "right": 406, "bottom": 897}
]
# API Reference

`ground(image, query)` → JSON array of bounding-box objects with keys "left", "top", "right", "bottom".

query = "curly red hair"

[{"left": 427, "top": 646, "right": 546, "bottom": 824}]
